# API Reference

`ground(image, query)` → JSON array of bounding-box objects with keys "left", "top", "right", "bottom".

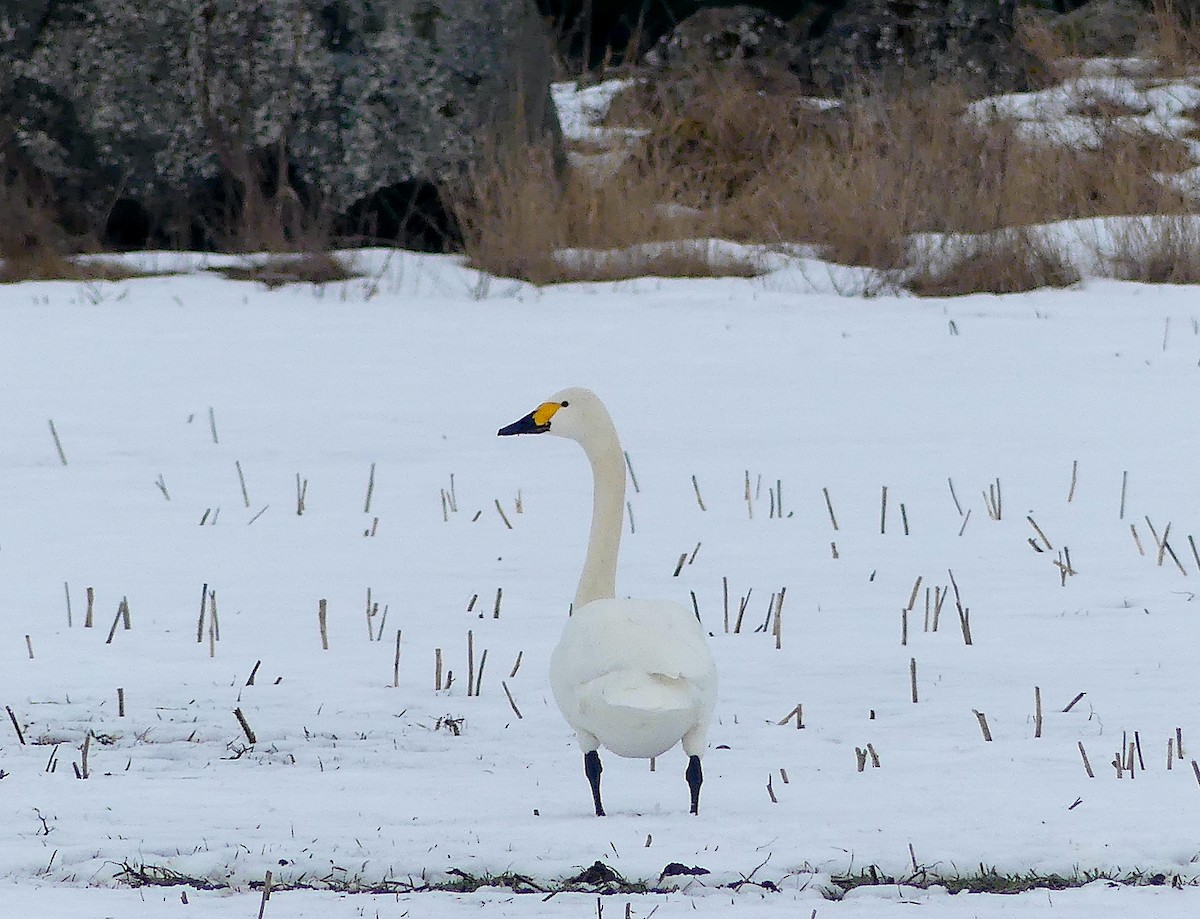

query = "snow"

[
  {"left": 4, "top": 67, "right": 1200, "bottom": 918},
  {"left": 2, "top": 248, "right": 1200, "bottom": 917}
]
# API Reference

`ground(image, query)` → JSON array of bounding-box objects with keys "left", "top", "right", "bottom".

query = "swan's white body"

[
  {"left": 500, "top": 387, "right": 717, "bottom": 811},
  {"left": 550, "top": 597, "right": 716, "bottom": 759}
]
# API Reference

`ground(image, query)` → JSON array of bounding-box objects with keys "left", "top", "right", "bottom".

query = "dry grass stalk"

[
  {"left": 393, "top": 630, "right": 402, "bottom": 688},
  {"left": 910, "top": 658, "right": 918, "bottom": 704},
  {"left": 196, "top": 583, "right": 207, "bottom": 643},
  {"left": 1193, "top": 760, "right": 1200, "bottom": 786},
  {"left": 772, "top": 588, "right": 786, "bottom": 650},
  {"left": 1131, "top": 524, "right": 1146, "bottom": 555},
  {"left": 867, "top": 743, "right": 880, "bottom": 767},
  {"left": 880, "top": 485, "right": 888, "bottom": 535},
  {"left": 958, "top": 508, "right": 972, "bottom": 537},
  {"left": 1120, "top": 471, "right": 1128, "bottom": 520},
  {"left": 723, "top": 576, "right": 729, "bottom": 634},
  {"left": 493, "top": 587, "right": 503, "bottom": 619},
  {"left": 318, "top": 599, "right": 328, "bottom": 650},
  {"left": 822, "top": 486, "right": 839, "bottom": 530},
  {"left": 105, "top": 598, "right": 130, "bottom": 644},
  {"left": 1168, "top": 736, "right": 1175, "bottom": 770},
  {"left": 6, "top": 705, "right": 25, "bottom": 745},
  {"left": 494, "top": 499, "right": 513, "bottom": 530},
  {"left": 906, "top": 576, "right": 924, "bottom": 611},
  {"left": 767, "top": 774, "right": 778, "bottom": 803},
  {"left": 947, "top": 478, "right": 964, "bottom": 516},
  {"left": 1178, "top": 726, "right": 1186, "bottom": 758},
  {"left": 234, "top": 707, "right": 257, "bottom": 745},
  {"left": 474, "top": 648, "right": 489, "bottom": 697},
  {"left": 25, "top": 635, "right": 33, "bottom": 659},
  {"left": 1063, "top": 692, "right": 1086, "bottom": 713},
  {"left": 85, "top": 586, "right": 94, "bottom": 629},
  {"left": 734, "top": 589, "right": 752, "bottom": 634},
  {"left": 1027, "top": 516, "right": 1053, "bottom": 551},
  {"left": 672, "top": 552, "right": 687, "bottom": 577},
  {"left": 509, "top": 650, "right": 523, "bottom": 678},
  {"left": 295, "top": 475, "right": 308, "bottom": 515},
  {"left": 467, "top": 630, "right": 475, "bottom": 698},
  {"left": 1078, "top": 741, "right": 1095, "bottom": 778},
  {"left": 691, "top": 475, "right": 706, "bottom": 512},
  {"left": 901, "top": 608, "right": 908, "bottom": 647},
  {"left": 435, "top": 648, "right": 444, "bottom": 691},
  {"left": 47, "top": 419, "right": 68, "bottom": 465},
  {"left": 235, "top": 461, "right": 250, "bottom": 508},
  {"left": 1034, "top": 686, "right": 1043, "bottom": 739},
  {"left": 1068, "top": 460, "right": 1078, "bottom": 503},
  {"left": 624, "top": 451, "right": 640, "bottom": 493},
  {"left": 776, "top": 704, "right": 803, "bottom": 729},
  {"left": 257, "top": 870, "right": 273, "bottom": 919},
  {"left": 502, "top": 681, "right": 523, "bottom": 719},
  {"left": 855, "top": 747, "right": 868, "bottom": 772},
  {"left": 117, "top": 687, "right": 125, "bottom": 718},
  {"left": 364, "top": 462, "right": 376, "bottom": 514},
  {"left": 973, "top": 710, "right": 994, "bottom": 742},
  {"left": 79, "top": 731, "right": 91, "bottom": 780}
]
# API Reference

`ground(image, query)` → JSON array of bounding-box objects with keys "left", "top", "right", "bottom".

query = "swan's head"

[{"left": 497, "top": 387, "right": 603, "bottom": 443}]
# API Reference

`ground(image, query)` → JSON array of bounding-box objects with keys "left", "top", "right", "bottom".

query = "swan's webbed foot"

[
  {"left": 584, "top": 750, "right": 605, "bottom": 816},
  {"left": 686, "top": 755, "right": 703, "bottom": 814}
]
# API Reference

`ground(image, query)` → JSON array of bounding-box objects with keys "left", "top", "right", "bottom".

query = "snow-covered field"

[{"left": 2, "top": 243, "right": 1200, "bottom": 917}]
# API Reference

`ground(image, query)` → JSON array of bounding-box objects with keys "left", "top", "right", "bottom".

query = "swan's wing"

[{"left": 559, "top": 598, "right": 716, "bottom": 685}]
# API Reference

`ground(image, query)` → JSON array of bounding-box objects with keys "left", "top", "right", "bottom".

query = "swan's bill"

[{"left": 498, "top": 401, "right": 562, "bottom": 436}]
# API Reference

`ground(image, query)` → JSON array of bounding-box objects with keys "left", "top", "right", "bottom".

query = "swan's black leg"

[
  {"left": 686, "top": 755, "right": 703, "bottom": 814},
  {"left": 584, "top": 750, "right": 605, "bottom": 816}
]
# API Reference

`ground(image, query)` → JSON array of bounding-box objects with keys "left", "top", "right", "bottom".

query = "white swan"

[{"left": 499, "top": 387, "right": 718, "bottom": 815}]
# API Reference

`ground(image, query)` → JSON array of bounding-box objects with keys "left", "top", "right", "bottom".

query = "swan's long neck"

[{"left": 574, "top": 415, "right": 626, "bottom": 610}]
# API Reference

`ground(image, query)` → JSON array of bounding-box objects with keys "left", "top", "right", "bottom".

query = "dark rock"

[
  {"left": 0, "top": 0, "right": 560, "bottom": 251},
  {"left": 797, "top": 0, "right": 1041, "bottom": 97},
  {"left": 1046, "top": 0, "right": 1151, "bottom": 56},
  {"left": 565, "top": 860, "right": 626, "bottom": 886},
  {"left": 537, "top": 1, "right": 815, "bottom": 68},
  {"left": 645, "top": 6, "right": 792, "bottom": 70},
  {"left": 660, "top": 862, "right": 711, "bottom": 878}
]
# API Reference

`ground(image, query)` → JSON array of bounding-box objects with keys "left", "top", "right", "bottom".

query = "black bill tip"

[{"left": 498, "top": 411, "right": 549, "bottom": 436}]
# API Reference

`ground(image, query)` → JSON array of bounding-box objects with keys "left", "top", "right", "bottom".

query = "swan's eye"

[{"left": 560, "top": 400, "right": 570, "bottom": 407}]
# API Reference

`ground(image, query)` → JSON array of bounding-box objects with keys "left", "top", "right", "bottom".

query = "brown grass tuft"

[
  {"left": 207, "top": 252, "right": 359, "bottom": 288},
  {"left": 1109, "top": 217, "right": 1200, "bottom": 283},
  {"left": 456, "top": 67, "right": 1200, "bottom": 289},
  {"left": 906, "top": 228, "right": 1081, "bottom": 297}
]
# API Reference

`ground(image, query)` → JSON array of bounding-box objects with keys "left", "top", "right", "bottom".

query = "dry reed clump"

[
  {"left": 452, "top": 142, "right": 767, "bottom": 284},
  {"left": 207, "top": 252, "right": 359, "bottom": 288},
  {"left": 1108, "top": 216, "right": 1200, "bottom": 283},
  {"left": 905, "top": 228, "right": 1081, "bottom": 298}
]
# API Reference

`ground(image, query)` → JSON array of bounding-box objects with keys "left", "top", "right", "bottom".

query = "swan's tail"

[{"left": 580, "top": 671, "right": 701, "bottom": 759}]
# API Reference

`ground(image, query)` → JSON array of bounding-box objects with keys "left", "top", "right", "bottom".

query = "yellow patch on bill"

[{"left": 532, "top": 402, "right": 561, "bottom": 427}]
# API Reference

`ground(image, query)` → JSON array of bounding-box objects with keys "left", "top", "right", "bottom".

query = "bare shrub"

[
  {"left": 906, "top": 228, "right": 1081, "bottom": 297},
  {"left": 1108, "top": 216, "right": 1200, "bottom": 283}
]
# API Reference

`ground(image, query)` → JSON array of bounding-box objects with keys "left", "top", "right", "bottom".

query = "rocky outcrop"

[
  {"left": 0, "top": 0, "right": 561, "bottom": 250},
  {"left": 644, "top": 2, "right": 1040, "bottom": 100},
  {"left": 800, "top": 1, "right": 1038, "bottom": 97}
]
